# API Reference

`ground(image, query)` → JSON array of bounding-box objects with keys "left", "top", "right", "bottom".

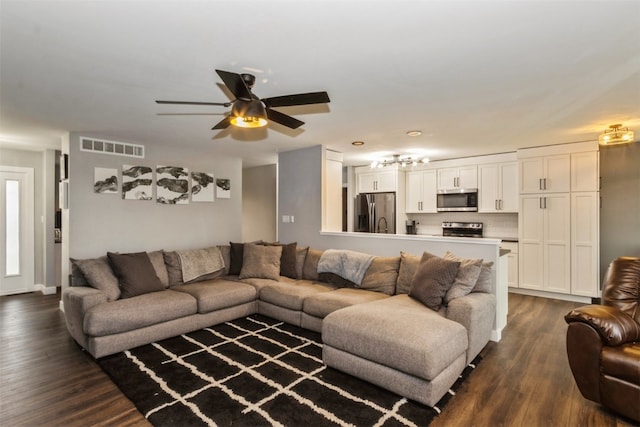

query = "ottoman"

[{"left": 322, "top": 294, "right": 469, "bottom": 406}]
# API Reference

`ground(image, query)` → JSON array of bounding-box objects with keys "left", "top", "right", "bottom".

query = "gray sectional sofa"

[{"left": 63, "top": 242, "right": 496, "bottom": 407}]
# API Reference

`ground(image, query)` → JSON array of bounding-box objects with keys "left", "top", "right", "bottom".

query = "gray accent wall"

[
  {"left": 600, "top": 141, "right": 640, "bottom": 280},
  {"left": 67, "top": 133, "right": 242, "bottom": 259}
]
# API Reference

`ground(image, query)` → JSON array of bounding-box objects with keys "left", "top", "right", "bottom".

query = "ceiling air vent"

[{"left": 80, "top": 137, "right": 144, "bottom": 158}]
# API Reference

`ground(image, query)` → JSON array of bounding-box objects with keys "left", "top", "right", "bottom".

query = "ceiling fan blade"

[
  {"left": 156, "top": 100, "right": 231, "bottom": 107},
  {"left": 266, "top": 108, "right": 304, "bottom": 129},
  {"left": 263, "top": 91, "right": 330, "bottom": 108},
  {"left": 212, "top": 116, "right": 232, "bottom": 130},
  {"left": 215, "top": 69, "right": 253, "bottom": 101}
]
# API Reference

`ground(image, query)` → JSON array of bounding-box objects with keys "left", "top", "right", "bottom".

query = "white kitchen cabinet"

[
  {"left": 356, "top": 169, "right": 397, "bottom": 193},
  {"left": 571, "top": 192, "right": 600, "bottom": 297},
  {"left": 571, "top": 151, "right": 599, "bottom": 192},
  {"left": 519, "top": 193, "right": 571, "bottom": 294},
  {"left": 519, "top": 154, "right": 570, "bottom": 194},
  {"left": 501, "top": 241, "right": 519, "bottom": 288},
  {"left": 478, "top": 162, "right": 518, "bottom": 212},
  {"left": 405, "top": 170, "right": 437, "bottom": 213},
  {"left": 437, "top": 165, "right": 477, "bottom": 191}
]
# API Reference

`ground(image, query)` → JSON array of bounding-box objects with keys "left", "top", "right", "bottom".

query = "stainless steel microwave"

[{"left": 436, "top": 189, "right": 478, "bottom": 212}]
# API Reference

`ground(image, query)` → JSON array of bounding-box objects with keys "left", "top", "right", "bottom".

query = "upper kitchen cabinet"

[
  {"left": 519, "top": 154, "right": 570, "bottom": 194},
  {"left": 355, "top": 167, "right": 398, "bottom": 193},
  {"left": 406, "top": 169, "right": 437, "bottom": 213},
  {"left": 478, "top": 162, "right": 518, "bottom": 212},
  {"left": 518, "top": 142, "right": 599, "bottom": 194},
  {"left": 571, "top": 151, "right": 599, "bottom": 192},
  {"left": 437, "top": 165, "right": 477, "bottom": 191}
]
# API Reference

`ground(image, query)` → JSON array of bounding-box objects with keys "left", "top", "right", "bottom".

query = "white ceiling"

[{"left": 1, "top": 1, "right": 639, "bottom": 167}]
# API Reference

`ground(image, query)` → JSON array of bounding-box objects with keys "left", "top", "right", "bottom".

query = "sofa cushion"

[
  {"left": 409, "top": 252, "right": 460, "bottom": 311},
  {"left": 84, "top": 289, "right": 197, "bottom": 336},
  {"left": 303, "top": 288, "right": 390, "bottom": 318},
  {"left": 302, "top": 248, "right": 324, "bottom": 280},
  {"left": 443, "top": 251, "right": 483, "bottom": 303},
  {"left": 259, "top": 281, "right": 336, "bottom": 311},
  {"left": 396, "top": 251, "right": 421, "bottom": 295},
  {"left": 239, "top": 243, "right": 282, "bottom": 280},
  {"left": 71, "top": 256, "right": 120, "bottom": 301},
  {"left": 172, "top": 279, "right": 257, "bottom": 313},
  {"left": 322, "top": 294, "right": 468, "bottom": 381},
  {"left": 359, "top": 256, "right": 400, "bottom": 295},
  {"left": 107, "top": 252, "right": 165, "bottom": 299}
]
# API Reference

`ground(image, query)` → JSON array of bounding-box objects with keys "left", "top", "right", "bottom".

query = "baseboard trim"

[
  {"left": 35, "top": 284, "right": 58, "bottom": 295},
  {"left": 59, "top": 300, "right": 65, "bottom": 312},
  {"left": 491, "top": 328, "right": 503, "bottom": 342},
  {"left": 508, "top": 288, "right": 592, "bottom": 304}
]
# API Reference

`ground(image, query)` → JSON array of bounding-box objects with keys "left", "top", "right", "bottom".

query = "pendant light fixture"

[{"left": 599, "top": 124, "right": 634, "bottom": 146}]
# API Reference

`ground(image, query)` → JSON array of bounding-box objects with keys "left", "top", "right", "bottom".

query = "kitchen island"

[{"left": 316, "top": 231, "right": 508, "bottom": 341}]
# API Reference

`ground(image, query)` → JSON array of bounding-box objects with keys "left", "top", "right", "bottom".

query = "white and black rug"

[{"left": 98, "top": 315, "right": 480, "bottom": 427}]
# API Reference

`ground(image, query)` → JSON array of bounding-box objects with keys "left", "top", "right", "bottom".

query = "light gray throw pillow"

[{"left": 443, "top": 251, "right": 483, "bottom": 303}]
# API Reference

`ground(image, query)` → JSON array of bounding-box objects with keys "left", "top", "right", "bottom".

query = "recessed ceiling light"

[
  {"left": 406, "top": 130, "right": 422, "bottom": 137},
  {"left": 352, "top": 141, "right": 365, "bottom": 146}
]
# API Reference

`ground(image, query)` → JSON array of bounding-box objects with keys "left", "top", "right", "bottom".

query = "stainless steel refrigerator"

[{"left": 355, "top": 192, "right": 396, "bottom": 234}]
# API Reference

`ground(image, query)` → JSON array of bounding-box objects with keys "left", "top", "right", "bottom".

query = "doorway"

[{"left": 1, "top": 166, "right": 35, "bottom": 295}]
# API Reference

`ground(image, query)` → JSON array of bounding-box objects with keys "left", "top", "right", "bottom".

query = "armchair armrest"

[{"left": 565, "top": 304, "right": 640, "bottom": 346}]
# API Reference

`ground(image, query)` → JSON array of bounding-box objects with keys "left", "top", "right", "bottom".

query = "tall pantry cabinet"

[{"left": 518, "top": 142, "right": 600, "bottom": 298}]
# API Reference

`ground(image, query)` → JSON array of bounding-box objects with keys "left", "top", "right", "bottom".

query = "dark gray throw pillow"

[
  {"left": 107, "top": 252, "right": 164, "bottom": 299},
  {"left": 409, "top": 252, "right": 460, "bottom": 311}
]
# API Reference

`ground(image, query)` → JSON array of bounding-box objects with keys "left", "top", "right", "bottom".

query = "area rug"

[{"left": 98, "top": 315, "right": 480, "bottom": 427}]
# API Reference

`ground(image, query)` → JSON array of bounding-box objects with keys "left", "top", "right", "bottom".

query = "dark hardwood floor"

[{"left": 0, "top": 291, "right": 636, "bottom": 427}]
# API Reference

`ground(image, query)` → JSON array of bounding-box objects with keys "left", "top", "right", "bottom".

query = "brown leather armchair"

[{"left": 565, "top": 256, "right": 640, "bottom": 423}]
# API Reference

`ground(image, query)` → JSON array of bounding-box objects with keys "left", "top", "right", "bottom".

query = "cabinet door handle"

[
  {"left": 500, "top": 199, "right": 504, "bottom": 210},
  {"left": 495, "top": 200, "right": 499, "bottom": 211},
  {"left": 543, "top": 178, "right": 547, "bottom": 190},
  {"left": 540, "top": 197, "right": 544, "bottom": 209},
  {"left": 539, "top": 178, "right": 544, "bottom": 190},
  {"left": 420, "top": 201, "right": 423, "bottom": 211},
  {"left": 543, "top": 197, "right": 547, "bottom": 209}
]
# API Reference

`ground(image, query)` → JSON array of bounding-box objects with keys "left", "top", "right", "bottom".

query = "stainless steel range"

[{"left": 442, "top": 221, "right": 483, "bottom": 238}]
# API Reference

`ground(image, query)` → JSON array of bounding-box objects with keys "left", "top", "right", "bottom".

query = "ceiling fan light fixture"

[
  {"left": 230, "top": 99, "right": 268, "bottom": 128},
  {"left": 599, "top": 124, "right": 634, "bottom": 146}
]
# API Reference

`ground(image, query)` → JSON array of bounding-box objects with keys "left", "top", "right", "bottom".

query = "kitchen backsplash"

[{"left": 408, "top": 212, "right": 518, "bottom": 238}]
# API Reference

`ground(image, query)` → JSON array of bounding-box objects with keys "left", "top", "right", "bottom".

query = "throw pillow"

[
  {"left": 409, "top": 252, "right": 460, "bottom": 311},
  {"left": 396, "top": 251, "right": 422, "bottom": 294},
  {"left": 238, "top": 243, "right": 282, "bottom": 280},
  {"left": 302, "top": 248, "right": 324, "bottom": 280},
  {"left": 147, "top": 250, "right": 169, "bottom": 288},
  {"left": 107, "top": 252, "right": 164, "bottom": 299},
  {"left": 472, "top": 261, "right": 494, "bottom": 293},
  {"left": 295, "top": 246, "right": 309, "bottom": 279},
  {"left": 262, "top": 241, "right": 298, "bottom": 279},
  {"left": 359, "top": 256, "right": 400, "bottom": 295},
  {"left": 228, "top": 242, "right": 245, "bottom": 275},
  {"left": 71, "top": 256, "right": 121, "bottom": 301},
  {"left": 443, "top": 251, "right": 483, "bottom": 303}
]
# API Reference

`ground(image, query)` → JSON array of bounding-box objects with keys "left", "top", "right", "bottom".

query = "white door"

[{"left": 1, "top": 166, "right": 35, "bottom": 295}]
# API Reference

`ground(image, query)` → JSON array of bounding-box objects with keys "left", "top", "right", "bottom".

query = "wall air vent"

[{"left": 80, "top": 137, "right": 144, "bottom": 158}]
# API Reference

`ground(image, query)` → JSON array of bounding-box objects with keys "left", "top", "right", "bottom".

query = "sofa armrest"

[
  {"left": 446, "top": 293, "right": 496, "bottom": 364},
  {"left": 565, "top": 305, "right": 640, "bottom": 346},
  {"left": 62, "top": 286, "right": 108, "bottom": 349}
]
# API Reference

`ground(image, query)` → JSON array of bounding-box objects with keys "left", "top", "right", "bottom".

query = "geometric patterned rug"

[{"left": 98, "top": 315, "right": 480, "bottom": 427}]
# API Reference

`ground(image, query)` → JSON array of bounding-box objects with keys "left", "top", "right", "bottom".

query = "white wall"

[
  {"left": 242, "top": 164, "right": 277, "bottom": 242},
  {"left": 67, "top": 133, "right": 243, "bottom": 261}
]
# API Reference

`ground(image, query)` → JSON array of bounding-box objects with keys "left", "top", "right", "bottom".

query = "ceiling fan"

[{"left": 156, "top": 69, "right": 330, "bottom": 130}]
